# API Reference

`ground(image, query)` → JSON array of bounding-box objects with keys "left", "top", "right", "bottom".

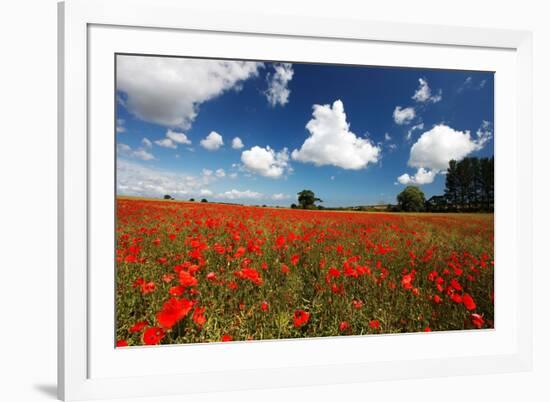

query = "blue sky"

[{"left": 116, "top": 55, "right": 494, "bottom": 207}]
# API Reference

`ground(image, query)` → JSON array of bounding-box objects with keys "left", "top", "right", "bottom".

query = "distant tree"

[
  {"left": 456, "top": 157, "right": 474, "bottom": 209},
  {"left": 201, "top": 198, "right": 208, "bottom": 203},
  {"left": 445, "top": 159, "right": 459, "bottom": 210},
  {"left": 189, "top": 198, "right": 195, "bottom": 202},
  {"left": 164, "top": 194, "right": 173, "bottom": 200},
  {"left": 444, "top": 157, "right": 493, "bottom": 211},
  {"left": 297, "top": 190, "right": 322, "bottom": 209},
  {"left": 290, "top": 203, "right": 298, "bottom": 209},
  {"left": 397, "top": 186, "right": 426, "bottom": 212},
  {"left": 470, "top": 157, "right": 481, "bottom": 209},
  {"left": 479, "top": 157, "right": 494, "bottom": 211},
  {"left": 425, "top": 195, "right": 448, "bottom": 212}
]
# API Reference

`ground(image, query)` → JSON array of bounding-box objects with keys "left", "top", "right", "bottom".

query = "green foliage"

[
  {"left": 444, "top": 157, "right": 494, "bottom": 211},
  {"left": 397, "top": 186, "right": 426, "bottom": 212},
  {"left": 297, "top": 189, "right": 322, "bottom": 209}
]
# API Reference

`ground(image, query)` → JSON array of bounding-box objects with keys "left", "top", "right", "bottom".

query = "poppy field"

[{"left": 115, "top": 197, "right": 494, "bottom": 347}]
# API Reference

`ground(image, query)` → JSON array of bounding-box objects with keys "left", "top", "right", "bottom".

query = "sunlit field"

[{"left": 115, "top": 197, "right": 494, "bottom": 347}]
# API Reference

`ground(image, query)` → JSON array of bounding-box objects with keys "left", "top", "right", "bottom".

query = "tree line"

[
  {"left": 397, "top": 156, "right": 494, "bottom": 212},
  {"left": 442, "top": 156, "right": 494, "bottom": 211}
]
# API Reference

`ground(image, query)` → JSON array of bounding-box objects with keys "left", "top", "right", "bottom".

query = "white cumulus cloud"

[
  {"left": 412, "top": 78, "right": 442, "bottom": 103},
  {"left": 200, "top": 131, "right": 224, "bottom": 151},
  {"left": 142, "top": 137, "right": 152, "bottom": 148},
  {"left": 272, "top": 193, "right": 290, "bottom": 200},
  {"left": 457, "top": 76, "right": 487, "bottom": 93},
  {"left": 408, "top": 124, "right": 490, "bottom": 171},
  {"left": 396, "top": 123, "right": 492, "bottom": 185},
  {"left": 397, "top": 168, "right": 437, "bottom": 185},
  {"left": 116, "top": 55, "right": 263, "bottom": 129},
  {"left": 132, "top": 149, "right": 155, "bottom": 161},
  {"left": 218, "top": 189, "right": 263, "bottom": 200},
  {"left": 406, "top": 122, "right": 425, "bottom": 141},
  {"left": 215, "top": 168, "right": 226, "bottom": 178},
  {"left": 241, "top": 145, "right": 290, "bottom": 178},
  {"left": 155, "top": 138, "right": 177, "bottom": 149},
  {"left": 232, "top": 137, "right": 244, "bottom": 149},
  {"left": 116, "top": 118, "right": 126, "bottom": 133},
  {"left": 265, "top": 63, "right": 294, "bottom": 107},
  {"left": 291, "top": 100, "right": 380, "bottom": 170},
  {"left": 117, "top": 143, "right": 155, "bottom": 161},
  {"left": 166, "top": 129, "right": 191, "bottom": 145},
  {"left": 117, "top": 160, "right": 213, "bottom": 198},
  {"left": 475, "top": 120, "right": 493, "bottom": 148},
  {"left": 393, "top": 106, "right": 416, "bottom": 125}
]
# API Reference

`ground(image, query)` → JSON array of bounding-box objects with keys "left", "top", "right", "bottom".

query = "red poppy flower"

[
  {"left": 179, "top": 270, "right": 198, "bottom": 288},
  {"left": 192, "top": 307, "right": 206, "bottom": 327},
  {"left": 116, "top": 339, "right": 128, "bottom": 347},
  {"left": 401, "top": 273, "right": 413, "bottom": 289},
  {"left": 206, "top": 272, "right": 217, "bottom": 281},
  {"left": 221, "top": 334, "right": 233, "bottom": 342},
  {"left": 327, "top": 267, "right": 340, "bottom": 279},
  {"left": 356, "top": 265, "right": 371, "bottom": 276},
  {"left": 424, "top": 327, "right": 432, "bottom": 332},
  {"left": 293, "top": 310, "right": 310, "bottom": 328},
  {"left": 470, "top": 313, "right": 485, "bottom": 329},
  {"left": 261, "top": 301, "right": 269, "bottom": 311},
  {"left": 427, "top": 270, "right": 438, "bottom": 281},
  {"left": 433, "top": 295, "right": 442, "bottom": 304},
  {"left": 142, "top": 327, "right": 165, "bottom": 345},
  {"left": 351, "top": 300, "right": 363, "bottom": 309},
  {"left": 234, "top": 246, "right": 246, "bottom": 258},
  {"left": 132, "top": 277, "right": 144, "bottom": 288},
  {"left": 290, "top": 254, "right": 300, "bottom": 266},
  {"left": 281, "top": 264, "right": 290, "bottom": 274},
  {"left": 331, "top": 283, "right": 343, "bottom": 294},
  {"left": 168, "top": 285, "right": 184, "bottom": 296},
  {"left": 369, "top": 319, "right": 380, "bottom": 330},
  {"left": 451, "top": 293, "right": 463, "bottom": 304},
  {"left": 234, "top": 267, "right": 263, "bottom": 285},
  {"left": 156, "top": 297, "right": 194, "bottom": 329},
  {"left": 141, "top": 281, "right": 156, "bottom": 294},
  {"left": 339, "top": 321, "right": 349, "bottom": 332},
  {"left": 450, "top": 278, "right": 463, "bottom": 291},
  {"left": 124, "top": 254, "right": 138, "bottom": 263},
  {"left": 462, "top": 293, "right": 477, "bottom": 311},
  {"left": 129, "top": 321, "right": 147, "bottom": 333}
]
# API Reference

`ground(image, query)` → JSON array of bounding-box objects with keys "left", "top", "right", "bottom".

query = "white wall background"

[{"left": 0, "top": 0, "right": 547, "bottom": 401}]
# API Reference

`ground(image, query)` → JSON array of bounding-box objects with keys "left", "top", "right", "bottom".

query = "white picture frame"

[{"left": 58, "top": 0, "right": 533, "bottom": 400}]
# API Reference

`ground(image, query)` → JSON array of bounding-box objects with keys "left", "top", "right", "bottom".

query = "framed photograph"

[{"left": 58, "top": 0, "right": 533, "bottom": 400}]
